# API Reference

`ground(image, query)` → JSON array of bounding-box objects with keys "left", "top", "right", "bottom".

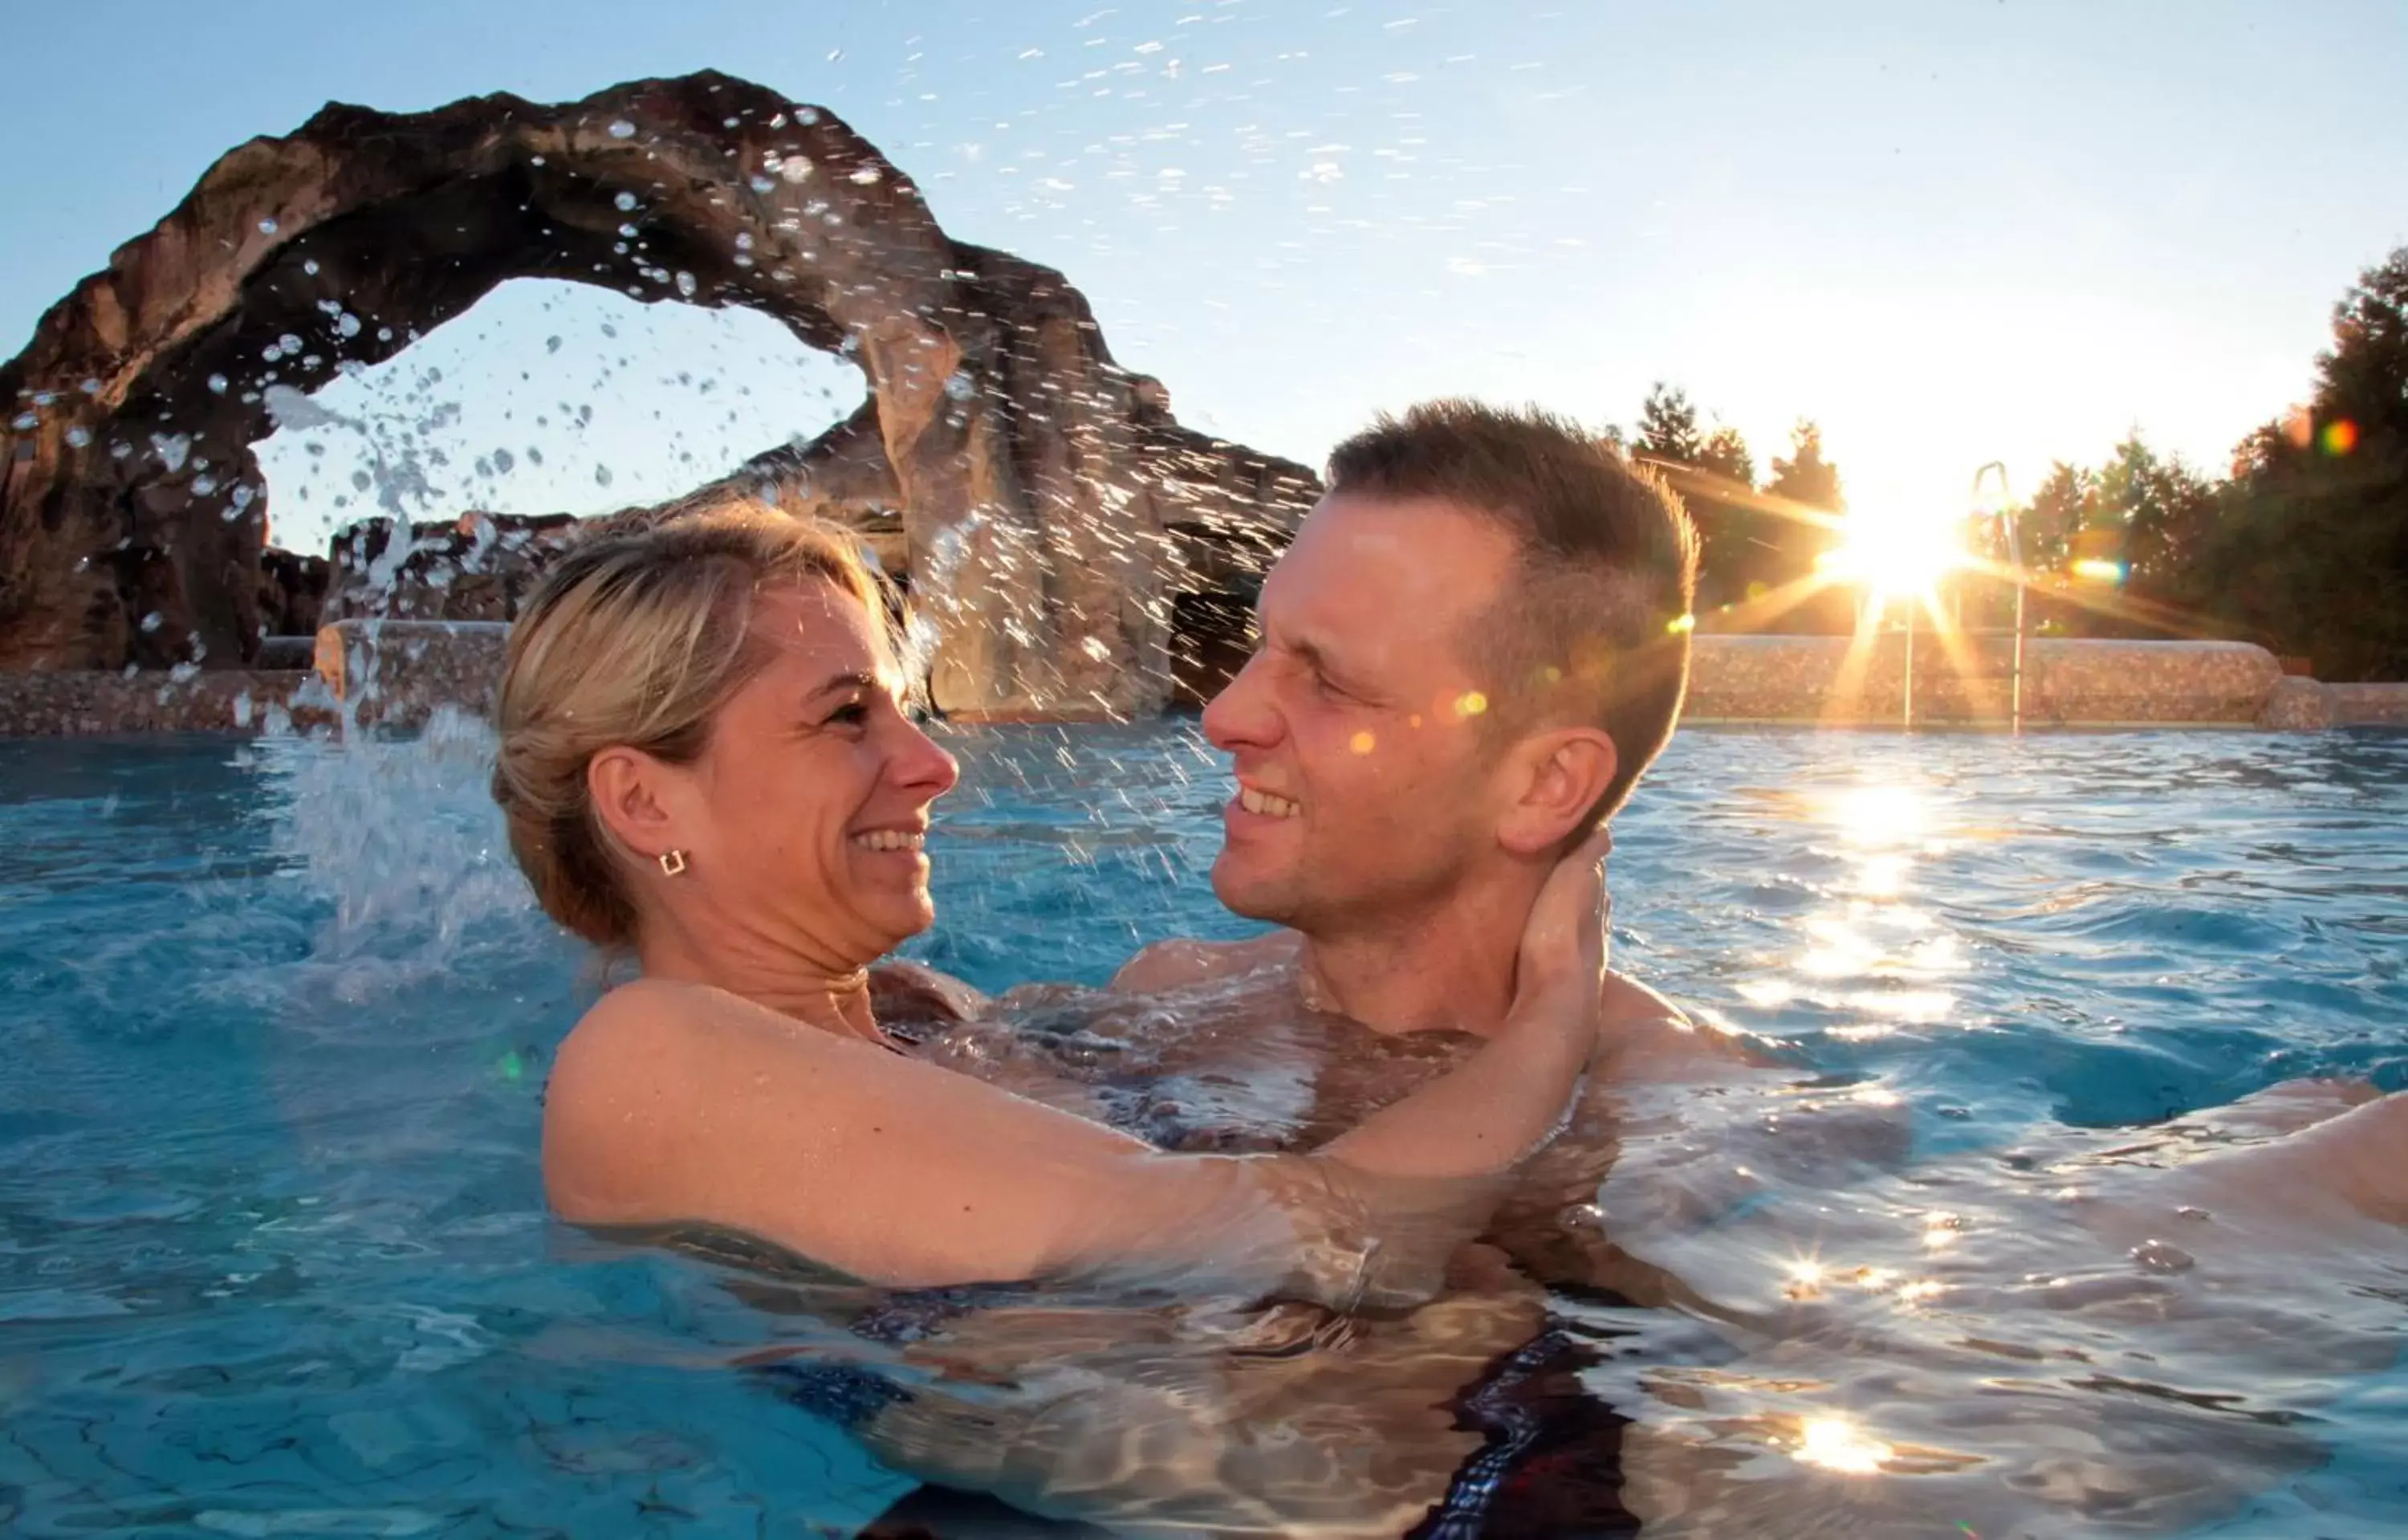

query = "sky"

[{"left": 4, "top": 0, "right": 2406, "bottom": 554}]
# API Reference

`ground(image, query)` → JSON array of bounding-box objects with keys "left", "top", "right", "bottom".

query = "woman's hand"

[{"left": 1511, "top": 823, "right": 1613, "bottom": 1015}]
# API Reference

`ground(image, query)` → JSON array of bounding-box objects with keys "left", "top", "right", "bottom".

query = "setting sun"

[{"left": 1816, "top": 502, "right": 1966, "bottom": 609}]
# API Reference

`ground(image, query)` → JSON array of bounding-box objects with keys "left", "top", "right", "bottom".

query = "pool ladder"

[{"left": 1971, "top": 461, "right": 2024, "bottom": 736}]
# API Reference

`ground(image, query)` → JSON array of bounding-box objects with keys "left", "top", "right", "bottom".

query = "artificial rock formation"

[{"left": 0, "top": 71, "right": 1314, "bottom": 716}]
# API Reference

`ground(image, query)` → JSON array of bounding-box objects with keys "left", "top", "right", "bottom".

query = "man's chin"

[{"left": 1209, "top": 855, "right": 1297, "bottom": 926}]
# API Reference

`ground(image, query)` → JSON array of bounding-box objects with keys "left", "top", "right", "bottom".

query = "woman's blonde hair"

[{"left": 490, "top": 503, "right": 893, "bottom": 947}]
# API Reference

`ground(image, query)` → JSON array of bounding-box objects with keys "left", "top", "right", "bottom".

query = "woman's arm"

[{"left": 543, "top": 830, "right": 1613, "bottom": 1298}]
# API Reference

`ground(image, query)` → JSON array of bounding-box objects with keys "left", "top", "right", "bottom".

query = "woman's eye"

[{"left": 827, "top": 702, "right": 871, "bottom": 727}]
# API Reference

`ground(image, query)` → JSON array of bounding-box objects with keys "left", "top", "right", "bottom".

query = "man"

[
  {"left": 843, "top": 400, "right": 2407, "bottom": 1535},
  {"left": 1120, "top": 402, "right": 1727, "bottom": 1067}
]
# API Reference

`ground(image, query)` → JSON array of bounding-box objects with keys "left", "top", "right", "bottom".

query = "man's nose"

[{"left": 1202, "top": 650, "right": 1278, "bottom": 752}]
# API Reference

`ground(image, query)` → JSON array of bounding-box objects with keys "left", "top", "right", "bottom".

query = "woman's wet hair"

[{"left": 490, "top": 502, "right": 893, "bottom": 947}]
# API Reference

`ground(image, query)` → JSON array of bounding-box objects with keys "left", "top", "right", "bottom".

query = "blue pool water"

[{"left": 2, "top": 722, "right": 2404, "bottom": 1536}]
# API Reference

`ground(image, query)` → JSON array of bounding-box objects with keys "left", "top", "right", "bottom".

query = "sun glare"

[{"left": 1817, "top": 502, "right": 1965, "bottom": 609}]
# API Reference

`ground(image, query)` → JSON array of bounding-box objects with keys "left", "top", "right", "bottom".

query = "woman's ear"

[
  {"left": 1496, "top": 727, "right": 1617, "bottom": 858},
  {"left": 587, "top": 746, "right": 689, "bottom": 862}
]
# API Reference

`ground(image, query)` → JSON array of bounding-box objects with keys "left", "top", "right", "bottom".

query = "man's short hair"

[{"left": 1324, "top": 399, "right": 1698, "bottom": 823}]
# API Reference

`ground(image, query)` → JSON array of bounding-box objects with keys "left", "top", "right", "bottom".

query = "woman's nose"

[{"left": 893, "top": 717, "right": 960, "bottom": 800}]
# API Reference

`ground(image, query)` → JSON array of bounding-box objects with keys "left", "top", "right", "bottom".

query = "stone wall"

[
  {"left": 1682, "top": 635, "right": 2288, "bottom": 727},
  {"left": 311, "top": 619, "right": 508, "bottom": 727},
  {"left": 2329, "top": 682, "right": 2408, "bottom": 727},
  {"left": 6, "top": 629, "right": 2399, "bottom": 736},
  {"left": 292, "top": 624, "right": 2343, "bottom": 735},
  {"left": 0, "top": 670, "right": 337, "bottom": 736}
]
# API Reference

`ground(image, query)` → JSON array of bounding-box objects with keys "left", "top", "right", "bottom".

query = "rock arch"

[{"left": 0, "top": 71, "right": 1315, "bottom": 716}]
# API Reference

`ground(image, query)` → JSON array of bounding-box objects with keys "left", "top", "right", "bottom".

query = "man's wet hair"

[{"left": 1324, "top": 399, "right": 1698, "bottom": 823}]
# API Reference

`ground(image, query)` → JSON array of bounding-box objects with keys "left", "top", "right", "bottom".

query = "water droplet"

[
  {"left": 595, "top": 465, "right": 614, "bottom": 487},
  {"left": 942, "top": 371, "right": 974, "bottom": 401},
  {"left": 65, "top": 426, "right": 92, "bottom": 448},
  {"left": 8, "top": 412, "right": 35, "bottom": 431},
  {"left": 79, "top": 378, "right": 102, "bottom": 395},
  {"left": 140, "top": 611, "right": 164, "bottom": 634},
  {"left": 614, "top": 190, "right": 639, "bottom": 212},
  {"left": 191, "top": 474, "right": 217, "bottom": 496},
  {"left": 849, "top": 165, "right": 883, "bottom": 185},
  {"left": 675, "top": 271, "right": 698, "bottom": 297},
  {"left": 607, "top": 120, "right": 637, "bottom": 140},
  {"left": 617, "top": 222, "right": 639, "bottom": 238},
  {"left": 2129, "top": 1238, "right": 2194, "bottom": 1274},
  {"left": 336, "top": 313, "right": 361, "bottom": 338},
  {"left": 303, "top": 258, "right": 321, "bottom": 276},
  {"left": 750, "top": 175, "right": 776, "bottom": 194},
  {"left": 825, "top": 48, "right": 843, "bottom": 63},
  {"left": 258, "top": 218, "right": 279, "bottom": 235}
]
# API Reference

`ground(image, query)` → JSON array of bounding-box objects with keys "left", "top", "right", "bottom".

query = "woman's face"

[{"left": 677, "top": 578, "right": 958, "bottom": 966}]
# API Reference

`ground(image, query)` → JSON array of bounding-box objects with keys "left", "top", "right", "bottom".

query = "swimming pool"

[{"left": 2, "top": 721, "right": 2403, "bottom": 1536}]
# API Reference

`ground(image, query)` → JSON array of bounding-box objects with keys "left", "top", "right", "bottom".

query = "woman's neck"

[{"left": 635, "top": 915, "right": 885, "bottom": 1044}]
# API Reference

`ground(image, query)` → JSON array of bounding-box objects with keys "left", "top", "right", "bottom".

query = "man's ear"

[
  {"left": 587, "top": 745, "right": 694, "bottom": 864},
  {"left": 1495, "top": 726, "right": 1617, "bottom": 858}
]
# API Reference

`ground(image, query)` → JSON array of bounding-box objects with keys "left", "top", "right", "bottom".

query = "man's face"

[{"left": 1202, "top": 493, "right": 1519, "bottom": 935}]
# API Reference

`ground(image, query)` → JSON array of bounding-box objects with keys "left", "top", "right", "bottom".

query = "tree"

[
  {"left": 1629, "top": 384, "right": 1760, "bottom": 610},
  {"left": 2094, "top": 434, "right": 2216, "bottom": 598},
  {"left": 2016, "top": 461, "right": 2094, "bottom": 575},
  {"left": 1765, "top": 420, "right": 1843, "bottom": 514},
  {"left": 1698, "top": 424, "right": 1755, "bottom": 488},
  {"left": 1633, "top": 384, "right": 1706, "bottom": 464},
  {"left": 2194, "top": 246, "right": 2408, "bottom": 678},
  {"left": 1760, "top": 421, "right": 1848, "bottom": 628}
]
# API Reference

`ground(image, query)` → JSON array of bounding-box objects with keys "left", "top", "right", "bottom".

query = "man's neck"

[{"left": 1295, "top": 864, "right": 1541, "bottom": 1039}]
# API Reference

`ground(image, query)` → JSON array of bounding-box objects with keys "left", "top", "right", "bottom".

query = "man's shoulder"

[
  {"left": 1600, "top": 968, "right": 1688, "bottom": 1029},
  {"left": 1594, "top": 970, "right": 1771, "bottom": 1078},
  {"left": 1108, "top": 930, "right": 1301, "bottom": 994}
]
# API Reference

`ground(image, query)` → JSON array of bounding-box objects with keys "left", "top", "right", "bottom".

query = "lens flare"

[
  {"left": 2321, "top": 418, "right": 2359, "bottom": 456},
  {"left": 1817, "top": 501, "right": 1962, "bottom": 609}
]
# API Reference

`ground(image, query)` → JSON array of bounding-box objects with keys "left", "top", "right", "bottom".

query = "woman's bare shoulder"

[{"left": 556, "top": 979, "right": 817, "bottom": 1091}]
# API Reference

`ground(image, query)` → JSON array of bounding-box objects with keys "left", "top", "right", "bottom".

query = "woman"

[{"left": 491, "top": 502, "right": 1612, "bottom": 1304}]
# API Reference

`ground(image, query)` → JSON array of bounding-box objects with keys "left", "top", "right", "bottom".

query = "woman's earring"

[{"left": 658, "top": 849, "right": 689, "bottom": 877}]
